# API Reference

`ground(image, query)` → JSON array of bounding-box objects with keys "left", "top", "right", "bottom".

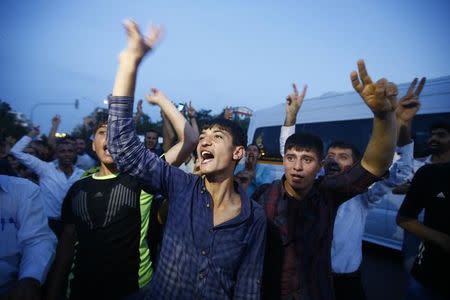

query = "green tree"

[{"left": 0, "top": 100, "right": 29, "bottom": 140}]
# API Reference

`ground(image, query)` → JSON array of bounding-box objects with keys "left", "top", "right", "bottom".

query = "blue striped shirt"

[{"left": 107, "top": 96, "right": 266, "bottom": 299}]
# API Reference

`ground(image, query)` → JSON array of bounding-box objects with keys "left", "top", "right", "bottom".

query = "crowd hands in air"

[{"left": 1, "top": 18, "right": 449, "bottom": 300}]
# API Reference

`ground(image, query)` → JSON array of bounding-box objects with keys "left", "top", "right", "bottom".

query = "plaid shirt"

[
  {"left": 108, "top": 96, "right": 267, "bottom": 300},
  {"left": 252, "top": 163, "right": 379, "bottom": 300}
]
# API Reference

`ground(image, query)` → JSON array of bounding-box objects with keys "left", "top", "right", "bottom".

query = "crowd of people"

[{"left": 1, "top": 19, "right": 449, "bottom": 300}]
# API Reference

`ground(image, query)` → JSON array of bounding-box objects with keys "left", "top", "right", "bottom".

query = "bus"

[{"left": 247, "top": 75, "right": 450, "bottom": 250}]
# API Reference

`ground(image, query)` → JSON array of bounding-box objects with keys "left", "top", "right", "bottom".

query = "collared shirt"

[
  {"left": 235, "top": 163, "right": 274, "bottom": 198},
  {"left": 10, "top": 136, "right": 84, "bottom": 219},
  {"left": 0, "top": 175, "right": 57, "bottom": 294},
  {"left": 253, "top": 163, "right": 379, "bottom": 300},
  {"left": 108, "top": 95, "right": 267, "bottom": 300},
  {"left": 76, "top": 153, "right": 97, "bottom": 170}
]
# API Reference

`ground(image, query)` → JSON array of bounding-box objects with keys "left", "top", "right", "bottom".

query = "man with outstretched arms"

[{"left": 107, "top": 20, "right": 267, "bottom": 299}]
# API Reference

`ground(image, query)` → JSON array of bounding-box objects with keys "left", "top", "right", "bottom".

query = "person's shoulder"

[
  {"left": 0, "top": 175, "right": 39, "bottom": 191},
  {"left": 418, "top": 162, "right": 450, "bottom": 175},
  {"left": 251, "top": 179, "right": 282, "bottom": 201}
]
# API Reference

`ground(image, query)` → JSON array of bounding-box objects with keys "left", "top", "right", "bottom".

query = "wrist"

[{"left": 284, "top": 116, "right": 296, "bottom": 126}]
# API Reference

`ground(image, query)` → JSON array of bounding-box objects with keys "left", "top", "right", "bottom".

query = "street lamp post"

[{"left": 29, "top": 100, "right": 79, "bottom": 124}]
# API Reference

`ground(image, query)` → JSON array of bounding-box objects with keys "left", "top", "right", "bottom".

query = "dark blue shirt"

[{"left": 107, "top": 96, "right": 267, "bottom": 299}]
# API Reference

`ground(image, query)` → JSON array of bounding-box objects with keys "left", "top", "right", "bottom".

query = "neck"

[
  {"left": 59, "top": 163, "right": 74, "bottom": 177},
  {"left": 97, "top": 163, "right": 119, "bottom": 177},
  {"left": 283, "top": 179, "right": 312, "bottom": 201},
  {"left": 431, "top": 150, "right": 450, "bottom": 164},
  {"left": 205, "top": 172, "right": 238, "bottom": 209}
]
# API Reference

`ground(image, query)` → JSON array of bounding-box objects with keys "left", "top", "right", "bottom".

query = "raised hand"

[
  {"left": 396, "top": 77, "right": 426, "bottom": 124},
  {"left": 146, "top": 88, "right": 170, "bottom": 106},
  {"left": 186, "top": 101, "right": 197, "bottom": 119},
  {"left": 120, "top": 19, "right": 162, "bottom": 63},
  {"left": 51, "top": 115, "right": 61, "bottom": 127},
  {"left": 351, "top": 60, "right": 397, "bottom": 118},
  {"left": 223, "top": 107, "right": 233, "bottom": 120},
  {"left": 285, "top": 83, "right": 307, "bottom": 126},
  {"left": 136, "top": 99, "right": 143, "bottom": 114},
  {"left": 28, "top": 126, "right": 40, "bottom": 138}
]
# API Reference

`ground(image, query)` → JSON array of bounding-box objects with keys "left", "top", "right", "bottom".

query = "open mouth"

[
  {"left": 103, "top": 145, "right": 111, "bottom": 156},
  {"left": 201, "top": 150, "right": 214, "bottom": 164}
]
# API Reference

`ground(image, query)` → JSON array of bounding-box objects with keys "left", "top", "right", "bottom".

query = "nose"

[
  {"left": 200, "top": 135, "right": 212, "bottom": 146},
  {"left": 293, "top": 159, "right": 303, "bottom": 171}
]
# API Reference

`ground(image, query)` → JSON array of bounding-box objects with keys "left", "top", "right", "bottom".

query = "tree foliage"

[{"left": 0, "top": 100, "right": 29, "bottom": 140}]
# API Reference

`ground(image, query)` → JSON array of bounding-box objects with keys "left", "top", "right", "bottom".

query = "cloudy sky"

[{"left": 1, "top": 0, "right": 449, "bottom": 134}]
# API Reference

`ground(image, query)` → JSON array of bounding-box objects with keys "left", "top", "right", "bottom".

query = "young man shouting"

[{"left": 107, "top": 20, "right": 267, "bottom": 299}]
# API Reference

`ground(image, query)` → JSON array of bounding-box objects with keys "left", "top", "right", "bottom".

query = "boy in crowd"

[
  {"left": 278, "top": 78, "right": 425, "bottom": 300},
  {"left": 253, "top": 60, "right": 398, "bottom": 300},
  {"left": 107, "top": 20, "right": 266, "bottom": 299},
  {"left": 46, "top": 90, "right": 197, "bottom": 299}
]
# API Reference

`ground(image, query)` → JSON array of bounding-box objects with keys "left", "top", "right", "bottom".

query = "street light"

[{"left": 29, "top": 100, "right": 79, "bottom": 124}]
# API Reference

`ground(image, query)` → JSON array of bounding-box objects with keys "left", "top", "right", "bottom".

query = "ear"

[
  {"left": 91, "top": 139, "right": 96, "bottom": 153},
  {"left": 232, "top": 146, "right": 245, "bottom": 161}
]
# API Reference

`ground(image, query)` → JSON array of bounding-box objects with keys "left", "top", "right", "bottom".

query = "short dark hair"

[
  {"left": 201, "top": 118, "right": 247, "bottom": 147},
  {"left": 146, "top": 129, "right": 160, "bottom": 137},
  {"left": 93, "top": 111, "right": 109, "bottom": 133},
  {"left": 284, "top": 132, "right": 323, "bottom": 160},
  {"left": 430, "top": 122, "right": 450, "bottom": 134},
  {"left": 327, "top": 140, "right": 361, "bottom": 161},
  {"left": 246, "top": 143, "right": 259, "bottom": 150}
]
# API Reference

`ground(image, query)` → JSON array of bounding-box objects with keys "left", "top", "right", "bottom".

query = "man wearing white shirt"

[
  {"left": 0, "top": 175, "right": 57, "bottom": 299},
  {"left": 10, "top": 128, "right": 84, "bottom": 236}
]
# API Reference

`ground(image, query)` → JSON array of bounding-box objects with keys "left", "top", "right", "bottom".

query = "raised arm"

[
  {"left": 186, "top": 101, "right": 199, "bottom": 137},
  {"left": 10, "top": 129, "right": 47, "bottom": 176},
  {"left": 146, "top": 89, "right": 198, "bottom": 166},
  {"left": 133, "top": 99, "right": 144, "bottom": 125},
  {"left": 47, "top": 115, "right": 61, "bottom": 149},
  {"left": 162, "top": 110, "right": 176, "bottom": 152},
  {"left": 396, "top": 77, "right": 425, "bottom": 147},
  {"left": 112, "top": 20, "right": 161, "bottom": 97},
  {"left": 279, "top": 83, "right": 307, "bottom": 156},
  {"left": 351, "top": 60, "right": 397, "bottom": 177}
]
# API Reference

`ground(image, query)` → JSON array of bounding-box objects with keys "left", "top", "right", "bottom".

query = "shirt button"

[
  {"left": 199, "top": 271, "right": 207, "bottom": 279},
  {"left": 201, "top": 250, "right": 207, "bottom": 256},
  {"left": 206, "top": 203, "right": 210, "bottom": 208}
]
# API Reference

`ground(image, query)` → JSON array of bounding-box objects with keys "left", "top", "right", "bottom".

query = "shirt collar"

[{"left": 201, "top": 177, "right": 253, "bottom": 228}]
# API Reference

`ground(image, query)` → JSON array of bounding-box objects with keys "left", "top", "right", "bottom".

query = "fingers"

[
  {"left": 414, "top": 77, "right": 426, "bottom": 97},
  {"left": 405, "top": 78, "right": 418, "bottom": 96},
  {"left": 375, "top": 78, "right": 387, "bottom": 102},
  {"left": 301, "top": 84, "right": 308, "bottom": 98},
  {"left": 145, "top": 25, "right": 162, "bottom": 48},
  {"left": 357, "top": 59, "right": 373, "bottom": 86},
  {"left": 292, "top": 83, "right": 298, "bottom": 96},
  {"left": 123, "top": 19, "right": 141, "bottom": 39},
  {"left": 386, "top": 81, "right": 398, "bottom": 109},
  {"left": 351, "top": 71, "right": 363, "bottom": 94}
]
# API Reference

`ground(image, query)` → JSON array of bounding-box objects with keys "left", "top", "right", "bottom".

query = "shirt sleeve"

[
  {"left": 398, "top": 164, "right": 429, "bottom": 219},
  {"left": 279, "top": 125, "right": 295, "bottom": 157},
  {"left": 17, "top": 184, "right": 57, "bottom": 284},
  {"left": 107, "top": 95, "right": 194, "bottom": 200},
  {"left": 320, "top": 161, "right": 381, "bottom": 205},
  {"left": 234, "top": 209, "right": 267, "bottom": 300},
  {"left": 385, "top": 141, "right": 415, "bottom": 186},
  {"left": 10, "top": 136, "right": 48, "bottom": 177}
]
